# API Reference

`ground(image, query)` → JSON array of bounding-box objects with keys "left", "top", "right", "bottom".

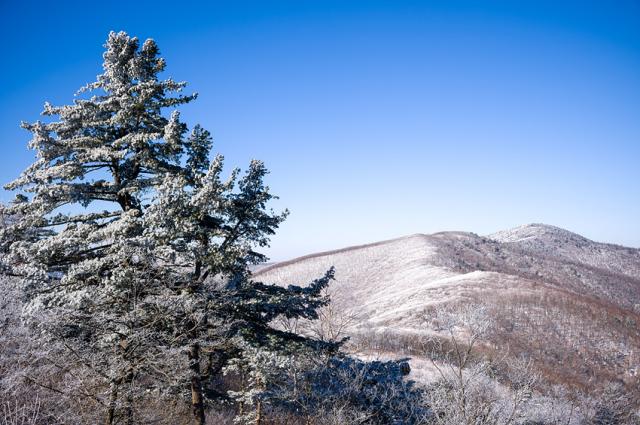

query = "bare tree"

[{"left": 422, "top": 304, "right": 538, "bottom": 425}]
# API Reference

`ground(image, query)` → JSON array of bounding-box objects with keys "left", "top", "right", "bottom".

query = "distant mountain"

[
  {"left": 255, "top": 224, "right": 640, "bottom": 397},
  {"left": 490, "top": 223, "right": 640, "bottom": 282}
]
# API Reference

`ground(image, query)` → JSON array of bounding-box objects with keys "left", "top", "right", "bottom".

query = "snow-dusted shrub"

[
  {"left": 585, "top": 382, "right": 639, "bottom": 425},
  {"left": 418, "top": 304, "right": 540, "bottom": 425},
  {"left": 224, "top": 343, "right": 430, "bottom": 425}
]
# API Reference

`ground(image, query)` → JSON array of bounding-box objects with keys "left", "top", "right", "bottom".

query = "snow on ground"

[
  {"left": 255, "top": 224, "right": 640, "bottom": 399},
  {"left": 256, "top": 224, "right": 640, "bottom": 333},
  {"left": 489, "top": 223, "right": 640, "bottom": 279}
]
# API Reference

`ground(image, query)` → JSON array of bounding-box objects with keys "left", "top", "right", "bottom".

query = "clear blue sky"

[{"left": 1, "top": 1, "right": 639, "bottom": 260}]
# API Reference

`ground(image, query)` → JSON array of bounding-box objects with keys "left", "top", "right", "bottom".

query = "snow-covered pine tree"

[{"left": 1, "top": 31, "right": 337, "bottom": 424}]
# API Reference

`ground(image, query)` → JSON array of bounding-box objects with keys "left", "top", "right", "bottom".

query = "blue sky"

[{"left": 1, "top": 1, "right": 639, "bottom": 259}]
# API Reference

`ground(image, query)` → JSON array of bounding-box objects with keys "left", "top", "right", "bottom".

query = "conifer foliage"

[{"left": 1, "top": 31, "right": 336, "bottom": 424}]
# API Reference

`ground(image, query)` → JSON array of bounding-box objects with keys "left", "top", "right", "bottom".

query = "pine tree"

[{"left": 1, "top": 31, "right": 336, "bottom": 424}]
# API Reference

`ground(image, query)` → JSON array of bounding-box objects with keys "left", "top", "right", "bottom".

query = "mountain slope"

[
  {"left": 490, "top": 223, "right": 640, "bottom": 281},
  {"left": 254, "top": 224, "right": 640, "bottom": 396}
]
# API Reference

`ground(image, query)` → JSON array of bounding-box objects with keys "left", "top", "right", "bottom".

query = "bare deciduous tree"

[{"left": 422, "top": 304, "right": 538, "bottom": 425}]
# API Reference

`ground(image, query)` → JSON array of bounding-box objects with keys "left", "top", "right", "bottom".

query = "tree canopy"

[{"left": 1, "top": 31, "right": 337, "bottom": 425}]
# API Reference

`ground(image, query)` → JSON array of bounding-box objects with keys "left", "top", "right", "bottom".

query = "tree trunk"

[
  {"left": 105, "top": 379, "right": 119, "bottom": 425},
  {"left": 255, "top": 400, "right": 262, "bottom": 425},
  {"left": 189, "top": 343, "right": 206, "bottom": 425},
  {"left": 125, "top": 393, "right": 134, "bottom": 425},
  {"left": 123, "top": 369, "right": 135, "bottom": 425}
]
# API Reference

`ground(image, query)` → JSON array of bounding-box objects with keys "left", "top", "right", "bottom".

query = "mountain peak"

[{"left": 488, "top": 223, "right": 584, "bottom": 244}]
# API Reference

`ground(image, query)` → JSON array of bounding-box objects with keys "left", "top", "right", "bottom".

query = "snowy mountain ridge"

[
  {"left": 489, "top": 223, "right": 640, "bottom": 281},
  {"left": 256, "top": 223, "right": 640, "bottom": 328},
  {"left": 255, "top": 224, "right": 640, "bottom": 394},
  {"left": 489, "top": 223, "right": 584, "bottom": 243}
]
